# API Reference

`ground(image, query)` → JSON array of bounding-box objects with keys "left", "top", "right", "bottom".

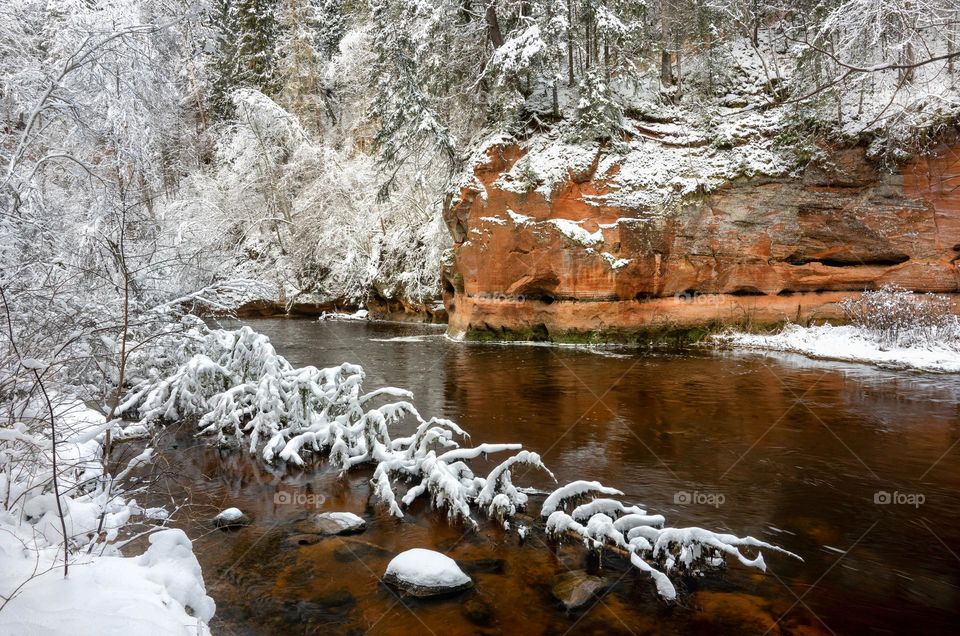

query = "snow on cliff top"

[
  {"left": 491, "top": 104, "right": 793, "bottom": 214},
  {"left": 467, "top": 34, "right": 801, "bottom": 215}
]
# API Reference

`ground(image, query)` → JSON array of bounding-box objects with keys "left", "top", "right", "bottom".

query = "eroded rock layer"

[{"left": 442, "top": 142, "right": 960, "bottom": 340}]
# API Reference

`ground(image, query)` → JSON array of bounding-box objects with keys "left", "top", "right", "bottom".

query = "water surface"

[{"left": 149, "top": 319, "right": 960, "bottom": 635}]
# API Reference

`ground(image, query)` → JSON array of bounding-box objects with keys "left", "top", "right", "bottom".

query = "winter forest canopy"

[
  {"left": 6, "top": 0, "right": 960, "bottom": 318},
  {"left": 4, "top": 0, "right": 960, "bottom": 633}
]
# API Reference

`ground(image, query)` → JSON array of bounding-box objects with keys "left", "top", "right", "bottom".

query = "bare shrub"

[{"left": 839, "top": 285, "right": 959, "bottom": 349}]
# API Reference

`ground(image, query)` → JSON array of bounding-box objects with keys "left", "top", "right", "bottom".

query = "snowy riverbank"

[
  {"left": 0, "top": 399, "right": 214, "bottom": 634},
  {"left": 718, "top": 324, "right": 960, "bottom": 373}
]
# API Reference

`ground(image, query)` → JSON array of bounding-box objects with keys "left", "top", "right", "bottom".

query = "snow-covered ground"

[
  {"left": 0, "top": 399, "right": 214, "bottom": 634},
  {"left": 0, "top": 529, "right": 214, "bottom": 636},
  {"left": 718, "top": 324, "right": 960, "bottom": 373}
]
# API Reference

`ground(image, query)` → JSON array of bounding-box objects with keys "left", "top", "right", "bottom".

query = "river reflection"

[{"left": 148, "top": 319, "right": 960, "bottom": 635}]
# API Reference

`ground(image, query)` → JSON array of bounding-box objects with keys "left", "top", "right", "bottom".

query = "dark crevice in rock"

[
  {"left": 729, "top": 287, "right": 767, "bottom": 296},
  {"left": 784, "top": 253, "right": 910, "bottom": 267}
]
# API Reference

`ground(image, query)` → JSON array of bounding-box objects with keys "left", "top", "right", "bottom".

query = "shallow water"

[{"left": 147, "top": 319, "right": 960, "bottom": 635}]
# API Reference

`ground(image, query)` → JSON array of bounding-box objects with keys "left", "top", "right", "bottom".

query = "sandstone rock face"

[{"left": 442, "top": 143, "right": 960, "bottom": 339}]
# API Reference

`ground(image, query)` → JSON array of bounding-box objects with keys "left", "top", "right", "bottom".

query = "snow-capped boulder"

[
  {"left": 213, "top": 507, "right": 250, "bottom": 529},
  {"left": 551, "top": 570, "right": 606, "bottom": 611},
  {"left": 383, "top": 548, "right": 473, "bottom": 597},
  {"left": 294, "top": 512, "right": 366, "bottom": 536}
]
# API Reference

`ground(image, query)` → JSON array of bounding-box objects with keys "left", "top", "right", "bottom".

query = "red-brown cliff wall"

[{"left": 442, "top": 142, "right": 960, "bottom": 339}]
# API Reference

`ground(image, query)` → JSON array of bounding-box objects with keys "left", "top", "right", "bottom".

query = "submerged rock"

[
  {"left": 383, "top": 548, "right": 473, "bottom": 597},
  {"left": 281, "top": 591, "right": 355, "bottom": 625},
  {"left": 333, "top": 539, "right": 390, "bottom": 563},
  {"left": 460, "top": 558, "right": 506, "bottom": 575},
  {"left": 293, "top": 512, "right": 366, "bottom": 536},
  {"left": 461, "top": 596, "right": 494, "bottom": 626},
  {"left": 213, "top": 507, "right": 250, "bottom": 529},
  {"left": 284, "top": 533, "right": 323, "bottom": 548},
  {"left": 550, "top": 570, "right": 606, "bottom": 611}
]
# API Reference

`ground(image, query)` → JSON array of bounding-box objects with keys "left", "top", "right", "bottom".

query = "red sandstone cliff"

[{"left": 441, "top": 141, "right": 960, "bottom": 340}]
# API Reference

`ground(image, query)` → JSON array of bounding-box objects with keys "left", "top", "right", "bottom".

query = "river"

[{"left": 147, "top": 319, "right": 960, "bottom": 635}]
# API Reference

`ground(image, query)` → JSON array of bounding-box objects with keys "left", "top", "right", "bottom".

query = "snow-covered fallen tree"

[{"left": 119, "top": 322, "right": 801, "bottom": 599}]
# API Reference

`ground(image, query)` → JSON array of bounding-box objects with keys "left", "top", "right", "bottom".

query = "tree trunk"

[
  {"left": 485, "top": 3, "right": 504, "bottom": 49},
  {"left": 660, "top": 50, "right": 672, "bottom": 86},
  {"left": 567, "top": 0, "right": 574, "bottom": 85}
]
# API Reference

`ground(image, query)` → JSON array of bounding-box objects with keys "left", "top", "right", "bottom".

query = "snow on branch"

[
  {"left": 119, "top": 323, "right": 801, "bottom": 599},
  {"left": 544, "top": 481, "right": 802, "bottom": 601}
]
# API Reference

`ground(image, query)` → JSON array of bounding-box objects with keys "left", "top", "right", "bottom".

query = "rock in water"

[
  {"left": 293, "top": 512, "right": 366, "bottom": 536},
  {"left": 383, "top": 548, "right": 473, "bottom": 597},
  {"left": 551, "top": 570, "right": 605, "bottom": 611},
  {"left": 213, "top": 507, "right": 250, "bottom": 529},
  {"left": 461, "top": 597, "right": 494, "bottom": 626}
]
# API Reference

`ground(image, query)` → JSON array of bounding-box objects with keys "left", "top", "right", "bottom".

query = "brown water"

[{"left": 146, "top": 319, "right": 960, "bottom": 635}]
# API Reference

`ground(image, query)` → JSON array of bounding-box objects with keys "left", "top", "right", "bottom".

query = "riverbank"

[{"left": 717, "top": 323, "right": 960, "bottom": 373}]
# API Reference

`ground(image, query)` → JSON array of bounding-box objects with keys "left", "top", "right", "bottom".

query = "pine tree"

[
  {"left": 278, "top": 0, "right": 324, "bottom": 131},
  {"left": 208, "top": 0, "right": 284, "bottom": 121},
  {"left": 232, "top": 0, "right": 283, "bottom": 95},
  {"left": 569, "top": 67, "right": 622, "bottom": 141},
  {"left": 209, "top": 0, "right": 240, "bottom": 120}
]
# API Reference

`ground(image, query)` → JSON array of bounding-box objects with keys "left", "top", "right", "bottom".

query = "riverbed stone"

[
  {"left": 333, "top": 539, "right": 390, "bottom": 563},
  {"left": 383, "top": 548, "right": 473, "bottom": 597},
  {"left": 292, "top": 511, "right": 366, "bottom": 536},
  {"left": 461, "top": 558, "right": 506, "bottom": 575},
  {"left": 461, "top": 596, "right": 494, "bottom": 626},
  {"left": 285, "top": 533, "right": 323, "bottom": 548},
  {"left": 551, "top": 570, "right": 606, "bottom": 611},
  {"left": 212, "top": 507, "right": 250, "bottom": 529}
]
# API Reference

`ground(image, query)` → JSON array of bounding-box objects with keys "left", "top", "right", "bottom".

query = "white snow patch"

[
  {"left": 548, "top": 219, "right": 603, "bottom": 246},
  {"left": 319, "top": 309, "right": 369, "bottom": 322},
  {"left": 718, "top": 324, "right": 960, "bottom": 373},
  {"left": 214, "top": 507, "right": 244, "bottom": 523},
  {"left": 600, "top": 252, "right": 631, "bottom": 269},
  {"left": 507, "top": 209, "right": 533, "bottom": 225}
]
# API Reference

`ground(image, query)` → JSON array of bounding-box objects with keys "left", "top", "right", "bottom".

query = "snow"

[
  {"left": 507, "top": 209, "right": 532, "bottom": 225},
  {"left": 600, "top": 252, "right": 631, "bottom": 269},
  {"left": 497, "top": 139, "right": 599, "bottom": 198},
  {"left": 544, "top": 480, "right": 800, "bottom": 600},
  {"left": 384, "top": 548, "right": 471, "bottom": 589},
  {"left": 548, "top": 219, "right": 603, "bottom": 246},
  {"left": 0, "top": 530, "right": 213, "bottom": 636},
  {"left": 319, "top": 309, "right": 369, "bottom": 321},
  {"left": 719, "top": 324, "right": 960, "bottom": 373},
  {"left": 311, "top": 511, "right": 366, "bottom": 534},
  {"left": 0, "top": 398, "right": 214, "bottom": 635},
  {"left": 541, "top": 481, "right": 624, "bottom": 517},
  {"left": 214, "top": 507, "right": 245, "bottom": 522}
]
